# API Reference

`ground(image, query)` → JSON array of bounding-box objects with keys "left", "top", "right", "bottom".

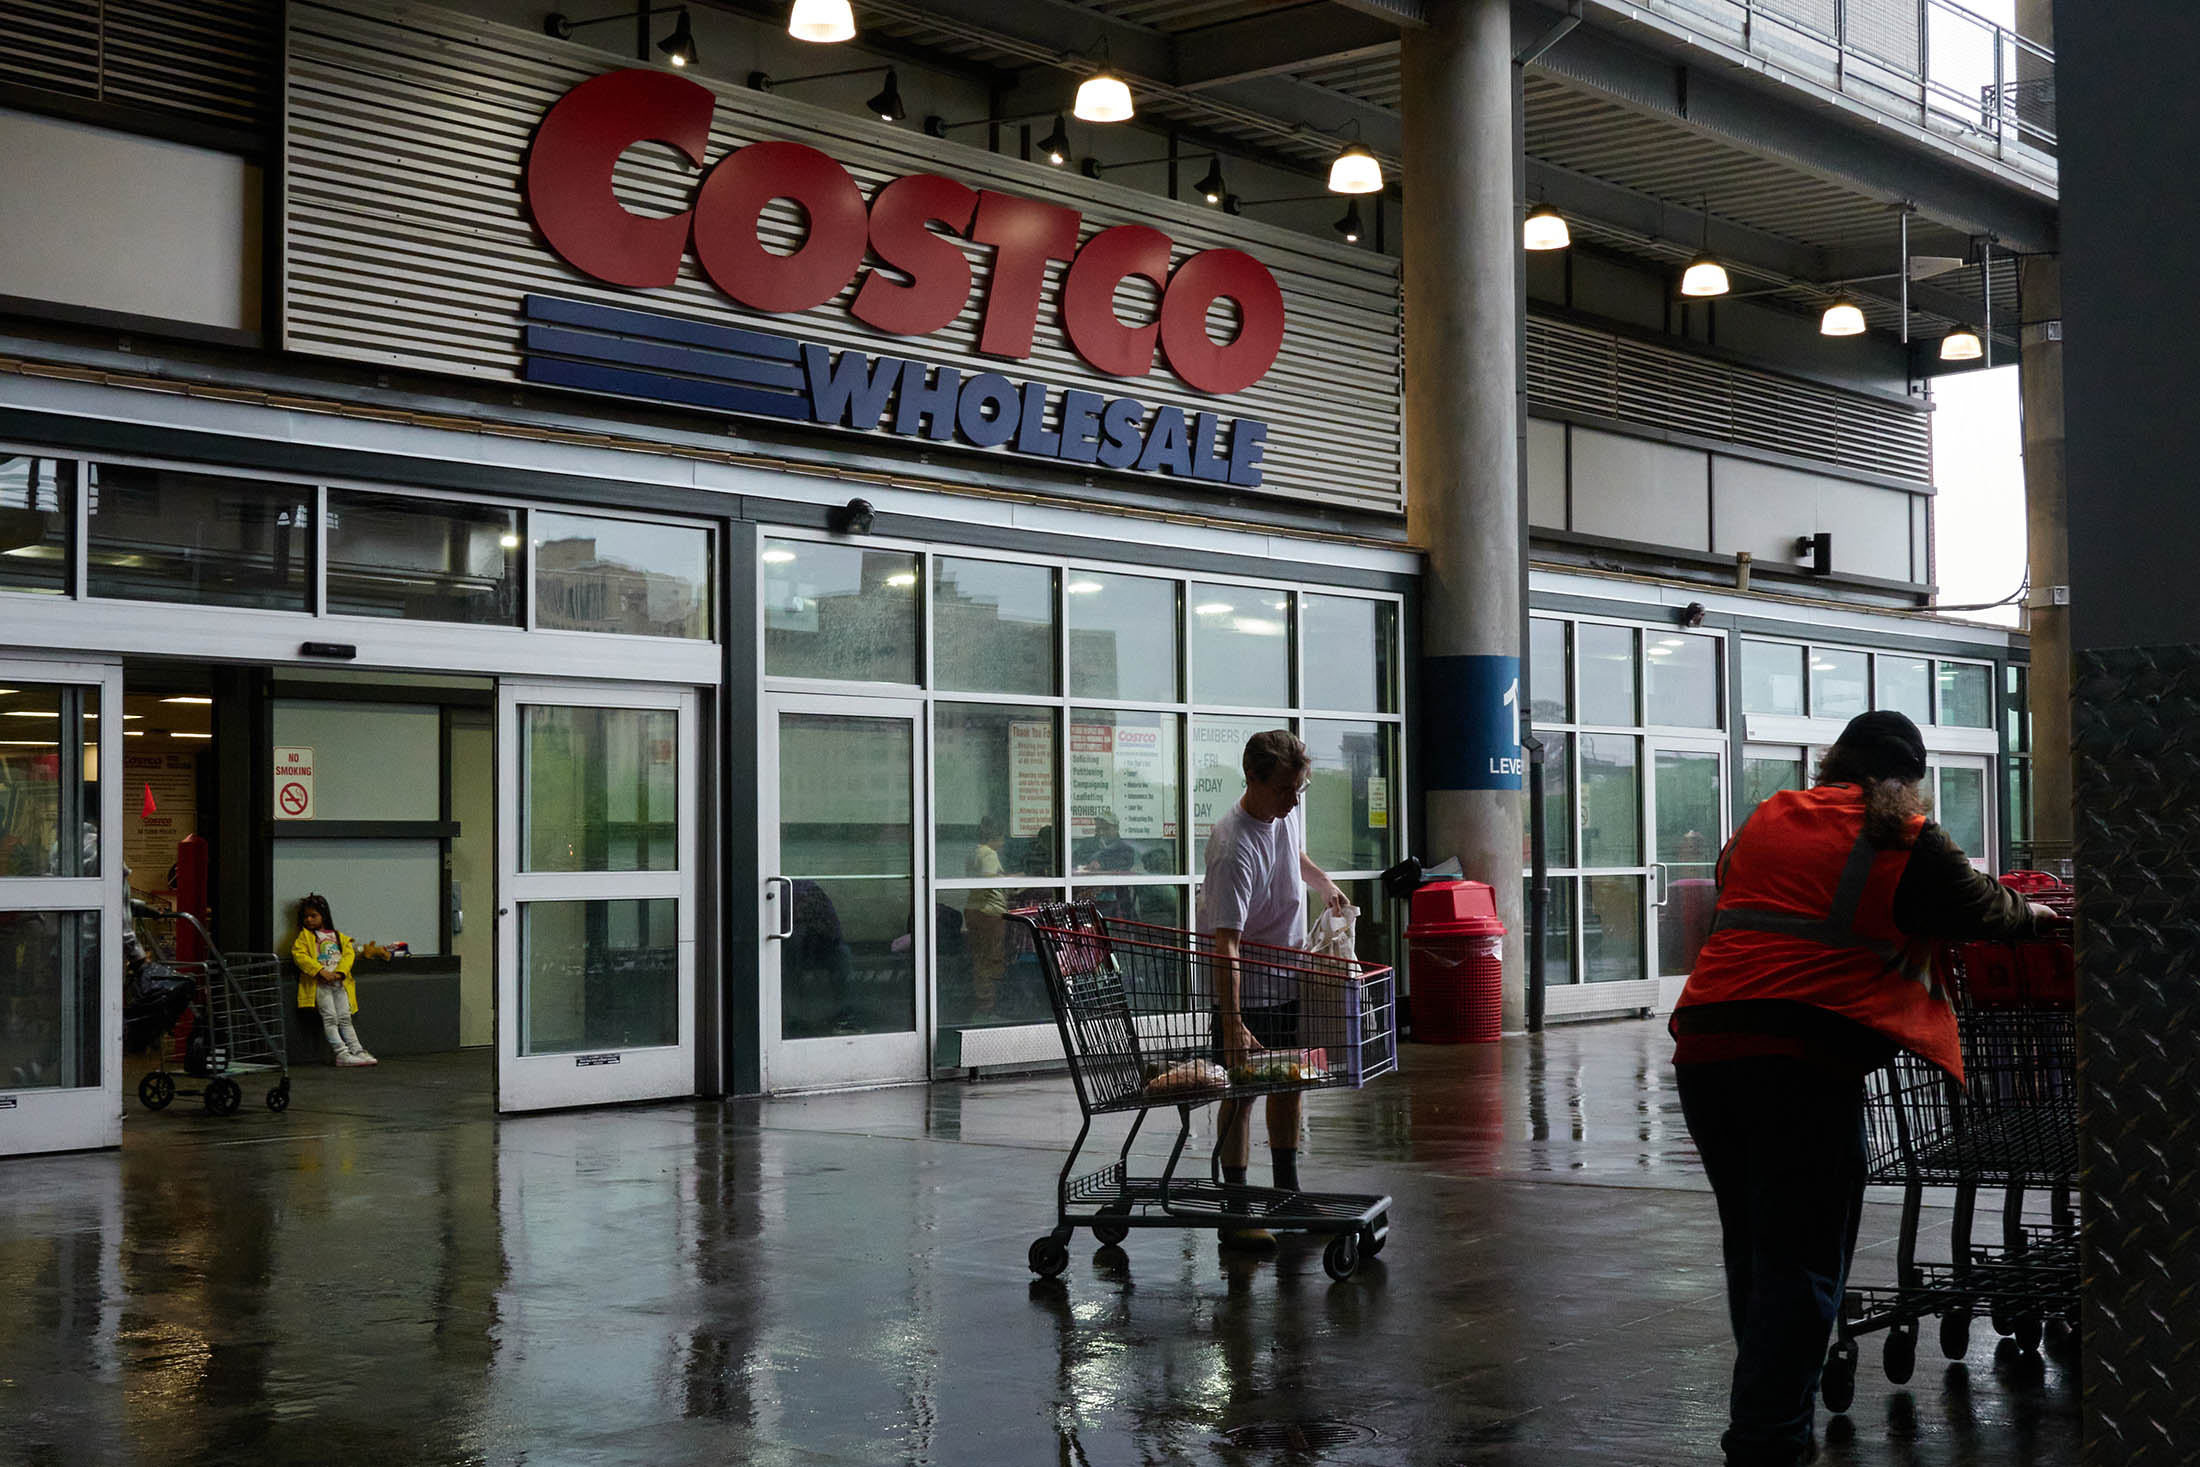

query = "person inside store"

[
  {"left": 963, "top": 814, "right": 1010, "bottom": 1024},
  {"left": 1073, "top": 814, "right": 1137, "bottom": 874},
  {"left": 1671, "top": 710, "right": 2062, "bottom": 1467},
  {"left": 1202, "top": 729, "right": 1352, "bottom": 1253},
  {"left": 291, "top": 893, "right": 379, "bottom": 1067}
]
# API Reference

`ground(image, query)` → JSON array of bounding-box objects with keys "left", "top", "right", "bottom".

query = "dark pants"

[{"left": 1676, "top": 1058, "right": 1867, "bottom": 1467}]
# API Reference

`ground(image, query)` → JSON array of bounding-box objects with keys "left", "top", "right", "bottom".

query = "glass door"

[
  {"left": 1650, "top": 738, "right": 1730, "bottom": 983},
  {"left": 761, "top": 693, "right": 926, "bottom": 1091},
  {"left": 0, "top": 658, "right": 123, "bottom": 1156},
  {"left": 496, "top": 680, "right": 698, "bottom": 1113},
  {"left": 1929, "top": 754, "right": 1994, "bottom": 872}
]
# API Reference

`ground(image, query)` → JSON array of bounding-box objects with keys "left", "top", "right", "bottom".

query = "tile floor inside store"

[{"left": 2, "top": 1024, "right": 2077, "bottom": 1465}]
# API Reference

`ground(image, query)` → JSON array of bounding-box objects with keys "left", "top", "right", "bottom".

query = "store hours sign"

[{"left": 521, "top": 70, "right": 1278, "bottom": 488}]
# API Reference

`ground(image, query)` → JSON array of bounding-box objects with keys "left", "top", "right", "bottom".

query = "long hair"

[
  {"left": 1813, "top": 746, "right": 1928, "bottom": 850},
  {"left": 299, "top": 892, "right": 339, "bottom": 937}
]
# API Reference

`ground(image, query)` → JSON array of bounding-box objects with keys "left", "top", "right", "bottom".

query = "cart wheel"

[
  {"left": 1360, "top": 1211, "right": 1388, "bottom": 1259},
  {"left": 1322, "top": 1232, "right": 1360, "bottom": 1281},
  {"left": 1028, "top": 1236, "right": 1070, "bottom": 1279},
  {"left": 1884, "top": 1324, "right": 1917, "bottom": 1385},
  {"left": 1939, "top": 1309, "right": 1973, "bottom": 1359},
  {"left": 1820, "top": 1340, "right": 1858, "bottom": 1414},
  {"left": 266, "top": 1081, "right": 291, "bottom": 1114},
  {"left": 138, "top": 1072, "right": 175, "bottom": 1111},
  {"left": 1990, "top": 1300, "right": 2013, "bottom": 1337},
  {"left": 1092, "top": 1222, "right": 1130, "bottom": 1247},
  {"left": 2012, "top": 1312, "right": 2043, "bottom": 1352},
  {"left": 204, "top": 1078, "right": 242, "bottom": 1116}
]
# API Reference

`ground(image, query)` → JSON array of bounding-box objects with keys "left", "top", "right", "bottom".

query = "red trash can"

[{"left": 1405, "top": 879, "right": 1505, "bottom": 1043}]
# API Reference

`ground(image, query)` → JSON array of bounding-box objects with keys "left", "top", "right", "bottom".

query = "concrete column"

[
  {"left": 1402, "top": 0, "right": 1526, "bottom": 1027},
  {"left": 2018, "top": 254, "right": 2069, "bottom": 868}
]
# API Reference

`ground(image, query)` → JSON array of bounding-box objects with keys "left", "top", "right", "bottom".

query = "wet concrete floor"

[{"left": 1, "top": 1021, "right": 2076, "bottom": 1465}]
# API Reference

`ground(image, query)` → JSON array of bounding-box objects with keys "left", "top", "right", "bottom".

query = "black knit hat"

[{"left": 1833, "top": 710, "right": 1928, "bottom": 783}]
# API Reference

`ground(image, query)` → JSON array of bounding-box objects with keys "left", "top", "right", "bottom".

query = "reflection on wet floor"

[{"left": 0, "top": 1020, "right": 2076, "bottom": 1465}]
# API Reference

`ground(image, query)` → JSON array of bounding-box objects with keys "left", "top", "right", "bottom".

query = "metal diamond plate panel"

[{"left": 2073, "top": 644, "right": 2200, "bottom": 1465}]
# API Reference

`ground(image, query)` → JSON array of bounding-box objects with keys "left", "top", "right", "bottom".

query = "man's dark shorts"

[{"left": 1213, "top": 999, "right": 1302, "bottom": 1061}]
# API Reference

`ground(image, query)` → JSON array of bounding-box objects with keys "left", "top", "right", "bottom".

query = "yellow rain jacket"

[{"left": 292, "top": 927, "right": 358, "bottom": 1012}]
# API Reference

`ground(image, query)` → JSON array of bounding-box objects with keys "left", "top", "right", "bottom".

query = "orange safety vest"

[{"left": 1676, "top": 784, "right": 1961, "bottom": 1079}]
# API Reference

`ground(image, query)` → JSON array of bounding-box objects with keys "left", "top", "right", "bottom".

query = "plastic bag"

[{"left": 1308, "top": 904, "right": 1359, "bottom": 963}]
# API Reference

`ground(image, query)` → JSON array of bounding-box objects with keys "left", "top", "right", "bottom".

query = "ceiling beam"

[
  {"left": 1173, "top": 7, "right": 1401, "bottom": 90},
  {"left": 1330, "top": 0, "right": 1426, "bottom": 23}
]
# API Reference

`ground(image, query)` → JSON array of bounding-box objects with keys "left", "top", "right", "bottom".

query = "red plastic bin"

[{"left": 1406, "top": 880, "right": 1505, "bottom": 1043}]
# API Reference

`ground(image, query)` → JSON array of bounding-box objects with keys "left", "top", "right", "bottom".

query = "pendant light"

[
  {"left": 1073, "top": 50, "right": 1134, "bottom": 123},
  {"left": 1939, "top": 329, "right": 1983, "bottom": 361},
  {"left": 787, "top": 0, "right": 854, "bottom": 43},
  {"left": 1820, "top": 299, "right": 1866, "bottom": 336},
  {"left": 1039, "top": 115, "right": 1072, "bottom": 166},
  {"left": 1679, "top": 196, "right": 1730, "bottom": 297},
  {"left": 1195, "top": 156, "right": 1227, "bottom": 205},
  {"left": 1328, "top": 141, "right": 1382, "bottom": 195},
  {"left": 1522, "top": 202, "right": 1570, "bottom": 251},
  {"left": 1335, "top": 199, "right": 1363, "bottom": 243}
]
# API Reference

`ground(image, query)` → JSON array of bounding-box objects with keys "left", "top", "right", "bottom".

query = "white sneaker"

[
  {"left": 351, "top": 1050, "right": 378, "bottom": 1067},
  {"left": 334, "top": 1051, "right": 372, "bottom": 1067}
]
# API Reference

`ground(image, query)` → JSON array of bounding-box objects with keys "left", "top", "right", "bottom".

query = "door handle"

[
  {"left": 1651, "top": 863, "right": 1671, "bottom": 909},
  {"left": 765, "top": 876, "right": 795, "bottom": 940}
]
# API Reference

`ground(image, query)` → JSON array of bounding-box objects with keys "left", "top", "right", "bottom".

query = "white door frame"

[
  {"left": 0, "top": 655, "right": 124, "bottom": 1156},
  {"left": 1928, "top": 752, "right": 1997, "bottom": 873},
  {"left": 759, "top": 691, "right": 929, "bottom": 1092},
  {"left": 496, "top": 678, "right": 699, "bottom": 1113},
  {"left": 1647, "top": 734, "right": 1732, "bottom": 1007}
]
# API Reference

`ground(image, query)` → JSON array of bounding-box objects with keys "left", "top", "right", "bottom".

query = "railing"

[{"left": 1626, "top": 0, "right": 2055, "bottom": 174}]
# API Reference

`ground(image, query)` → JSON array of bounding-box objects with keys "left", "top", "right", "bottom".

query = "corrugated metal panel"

[
  {"left": 1527, "top": 317, "right": 1932, "bottom": 483},
  {"left": 0, "top": 0, "right": 274, "bottom": 130},
  {"left": 282, "top": 0, "right": 1404, "bottom": 517}
]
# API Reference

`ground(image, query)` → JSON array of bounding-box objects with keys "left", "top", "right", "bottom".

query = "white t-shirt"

[{"left": 1200, "top": 799, "right": 1306, "bottom": 945}]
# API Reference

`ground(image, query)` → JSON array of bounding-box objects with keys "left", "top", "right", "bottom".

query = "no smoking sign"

[{"left": 273, "top": 746, "right": 316, "bottom": 821}]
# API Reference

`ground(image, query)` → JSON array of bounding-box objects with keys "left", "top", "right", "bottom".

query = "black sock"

[
  {"left": 1272, "top": 1150, "right": 1299, "bottom": 1192},
  {"left": 1222, "top": 1165, "right": 1248, "bottom": 1187}
]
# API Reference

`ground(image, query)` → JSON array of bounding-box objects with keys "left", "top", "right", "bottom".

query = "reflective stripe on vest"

[{"left": 1709, "top": 825, "right": 1940, "bottom": 997}]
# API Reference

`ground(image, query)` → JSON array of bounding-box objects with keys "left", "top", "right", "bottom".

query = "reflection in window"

[
  {"left": 87, "top": 463, "right": 310, "bottom": 610},
  {"left": 1522, "top": 876, "right": 1575, "bottom": 985},
  {"left": 1644, "top": 633, "right": 1719, "bottom": 728},
  {"left": 1936, "top": 662, "right": 1993, "bottom": 728},
  {"left": 1530, "top": 618, "right": 1570, "bottom": 723},
  {"left": 1190, "top": 714, "right": 1280, "bottom": 868},
  {"left": 1874, "top": 655, "right": 1931, "bottom": 724},
  {"left": 1578, "top": 734, "right": 1640, "bottom": 867},
  {"left": 1303, "top": 719, "right": 1394, "bottom": 873},
  {"left": 1303, "top": 596, "right": 1398, "bottom": 713},
  {"left": 326, "top": 491, "right": 520, "bottom": 625},
  {"left": 764, "top": 540, "right": 917, "bottom": 681},
  {"left": 1191, "top": 584, "right": 1291, "bottom": 707},
  {"left": 934, "top": 558, "right": 1055, "bottom": 695},
  {"left": 1067, "top": 571, "right": 1178, "bottom": 702},
  {"left": 1524, "top": 731, "right": 1572, "bottom": 868},
  {"left": 1577, "top": 623, "right": 1637, "bottom": 726},
  {"left": 1583, "top": 875, "right": 1643, "bottom": 983},
  {"left": 1070, "top": 709, "right": 1180, "bottom": 875},
  {"left": 520, "top": 898, "right": 677, "bottom": 1054},
  {"left": 522, "top": 706, "right": 679, "bottom": 873},
  {"left": 1741, "top": 640, "right": 1804, "bottom": 717},
  {"left": 0, "top": 456, "right": 69, "bottom": 597},
  {"left": 1938, "top": 765, "right": 1989, "bottom": 860},
  {"left": 935, "top": 705, "right": 1059, "bottom": 879},
  {"left": 535, "top": 513, "right": 710, "bottom": 639},
  {"left": 939, "top": 883, "right": 1061, "bottom": 1030},
  {"left": 0, "top": 913, "right": 98, "bottom": 1088},
  {"left": 0, "top": 684, "right": 99, "bottom": 878},
  {"left": 1743, "top": 755, "right": 1804, "bottom": 816},
  {"left": 1809, "top": 648, "right": 1869, "bottom": 719}
]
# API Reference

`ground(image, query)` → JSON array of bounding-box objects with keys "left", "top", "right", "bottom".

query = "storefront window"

[
  {"left": 1582, "top": 875, "right": 1643, "bottom": 983},
  {"left": 1644, "top": 632, "right": 1719, "bottom": 728},
  {"left": 1530, "top": 618, "right": 1571, "bottom": 723},
  {"left": 1067, "top": 572, "right": 1178, "bottom": 702},
  {"left": 1937, "top": 661, "right": 1993, "bottom": 728},
  {"left": 1936, "top": 764, "right": 1989, "bottom": 861},
  {"left": 326, "top": 490, "right": 521, "bottom": 625},
  {"left": 0, "top": 914, "right": 98, "bottom": 1089},
  {"left": 1303, "top": 595, "right": 1398, "bottom": 713},
  {"left": 87, "top": 463, "right": 311, "bottom": 610},
  {"left": 535, "top": 512, "right": 710, "bottom": 639},
  {"left": 1740, "top": 640, "right": 1804, "bottom": 716},
  {"left": 1743, "top": 754, "right": 1804, "bottom": 815},
  {"left": 1578, "top": 733, "right": 1640, "bottom": 867},
  {"left": 1875, "top": 655, "right": 1931, "bottom": 724},
  {"left": 1191, "top": 714, "right": 1281, "bottom": 867},
  {"left": 0, "top": 685, "right": 99, "bottom": 878},
  {"left": 519, "top": 898, "right": 677, "bottom": 1054},
  {"left": 1069, "top": 709, "right": 1180, "bottom": 875},
  {"left": 1526, "top": 731, "right": 1573, "bottom": 867},
  {"left": 1191, "top": 584, "right": 1291, "bottom": 708},
  {"left": 935, "top": 704, "right": 1059, "bottom": 880},
  {"left": 0, "top": 456, "right": 69, "bottom": 597},
  {"left": 1525, "top": 876, "right": 1576, "bottom": 986},
  {"left": 1302, "top": 719, "right": 1395, "bottom": 873},
  {"left": 521, "top": 706, "right": 679, "bottom": 873},
  {"left": 764, "top": 540, "right": 918, "bottom": 681},
  {"left": 1577, "top": 623, "right": 1637, "bottom": 726},
  {"left": 934, "top": 558, "right": 1056, "bottom": 695},
  {"left": 1809, "top": 647, "right": 1869, "bottom": 719},
  {"left": 939, "top": 882, "right": 1061, "bottom": 1030}
]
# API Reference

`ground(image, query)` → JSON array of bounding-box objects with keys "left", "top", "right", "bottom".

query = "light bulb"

[
  {"left": 1522, "top": 203, "right": 1570, "bottom": 251},
  {"left": 1327, "top": 142, "right": 1382, "bottom": 195},
  {"left": 1073, "top": 72, "right": 1134, "bottom": 123},
  {"left": 1939, "top": 329, "right": 1983, "bottom": 361},
  {"left": 1680, "top": 254, "right": 1731, "bottom": 297},
  {"left": 1820, "top": 300, "right": 1866, "bottom": 336},
  {"left": 787, "top": 0, "right": 855, "bottom": 43}
]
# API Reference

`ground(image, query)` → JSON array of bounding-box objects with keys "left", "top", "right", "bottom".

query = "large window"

[
  {"left": 0, "top": 456, "right": 69, "bottom": 597},
  {"left": 327, "top": 490, "right": 520, "bottom": 625},
  {"left": 87, "top": 463, "right": 311, "bottom": 611}
]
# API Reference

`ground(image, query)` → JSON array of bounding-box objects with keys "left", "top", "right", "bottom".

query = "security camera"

[
  {"left": 1678, "top": 601, "right": 1707, "bottom": 628},
  {"left": 834, "top": 497, "right": 877, "bottom": 536}
]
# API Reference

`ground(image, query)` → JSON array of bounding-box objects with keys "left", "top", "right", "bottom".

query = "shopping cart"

[
  {"left": 1819, "top": 876, "right": 2076, "bottom": 1410},
  {"left": 134, "top": 908, "right": 292, "bottom": 1117},
  {"left": 1010, "top": 902, "right": 1398, "bottom": 1282}
]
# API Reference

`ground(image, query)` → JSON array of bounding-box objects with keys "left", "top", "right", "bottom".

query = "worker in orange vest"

[{"left": 1672, "top": 710, "right": 2059, "bottom": 1467}]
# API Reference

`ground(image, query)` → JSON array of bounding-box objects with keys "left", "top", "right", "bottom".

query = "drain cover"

[{"left": 1218, "top": 1420, "right": 1380, "bottom": 1453}]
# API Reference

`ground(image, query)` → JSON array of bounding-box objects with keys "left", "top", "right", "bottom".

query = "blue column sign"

[{"left": 1422, "top": 654, "right": 1524, "bottom": 792}]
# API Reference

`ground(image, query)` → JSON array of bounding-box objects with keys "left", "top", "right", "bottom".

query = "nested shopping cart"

[
  {"left": 1820, "top": 877, "right": 2077, "bottom": 1410},
  {"left": 134, "top": 908, "right": 292, "bottom": 1117},
  {"left": 1011, "top": 902, "right": 1399, "bottom": 1281}
]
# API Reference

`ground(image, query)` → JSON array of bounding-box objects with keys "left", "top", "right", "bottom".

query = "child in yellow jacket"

[{"left": 292, "top": 893, "right": 377, "bottom": 1066}]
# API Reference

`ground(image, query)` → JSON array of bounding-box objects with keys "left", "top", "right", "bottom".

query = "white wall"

[
  {"left": 1713, "top": 457, "right": 1918, "bottom": 583},
  {"left": 0, "top": 108, "right": 261, "bottom": 332},
  {"left": 1571, "top": 427, "right": 1711, "bottom": 549}
]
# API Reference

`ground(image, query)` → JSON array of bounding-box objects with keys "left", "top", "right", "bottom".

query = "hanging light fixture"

[
  {"left": 1820, "top": 298, "right": 1867, "bottom": 336},
  {"left": 655, "top": 7, "right": 696, "bottom": 66},
  {"left": 1680, "top": 196, "right": 1730, "bottom": 297},
  {"left": 1327, "top": 140, "right": 1382, "bottom": 195},
  {"left": 865, "top": 69, "right": 905, "bottom": 122},
  {"left": 1522, "top": 201, "right": 1570, "bottom": 251},
  {"left": 1334, "top": 199, "right": 1364, "bottom": 243},
  {"left": 1039, "top": 114, "right": 1072, "bottom": 166},
  {"left": 1939, "top": 328, "right": 1984, "bottom": 361},
  {"left": 1195, "top": 156, "right": 1227, "bottom": 205},
  {"left": 1073, "top": 41, "right": 1135, "bottom": 123},
  {"left": 787, "top": 0, "right": 855, "bottom": 43}
]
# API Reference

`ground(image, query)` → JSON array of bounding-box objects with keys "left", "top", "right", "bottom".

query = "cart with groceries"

[
  {"left": 1011, "top": 901, "right": 1399, "bottom": 1281},
  {"left": 1820, "top": 872, "right": 2077, "bottom": 1410}
]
